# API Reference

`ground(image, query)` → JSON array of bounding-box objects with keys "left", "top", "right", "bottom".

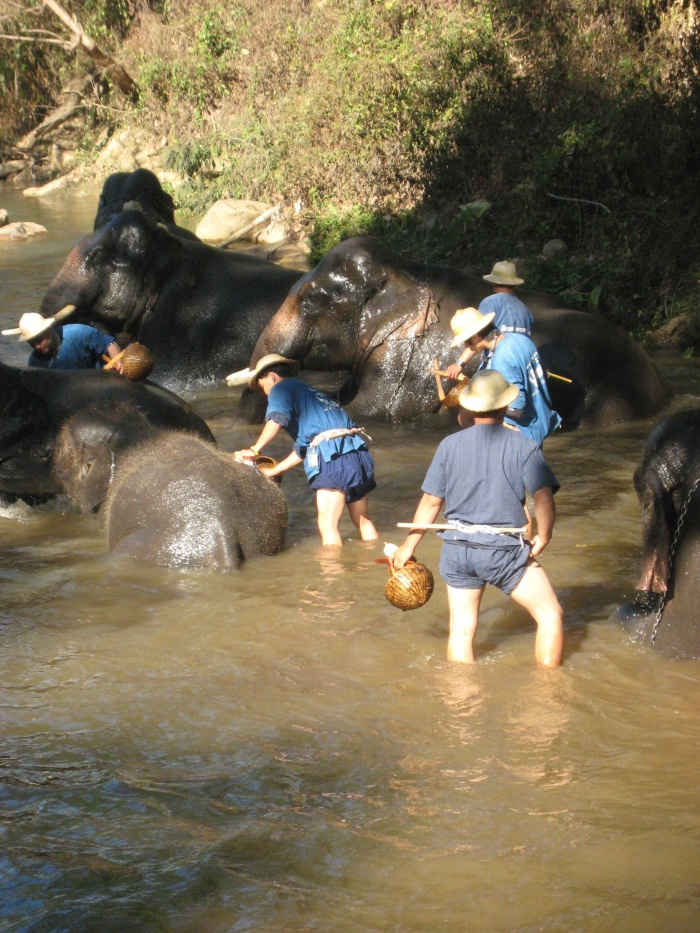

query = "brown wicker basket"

[
  {"left": 120, "top": 342, "right": 154, "bottom": 380},
  {"left": 385, "top": 559, "right": 434, "bottom": 611},
  {"left": 253, "top": 455, "right": 282, "bottom": 484}
]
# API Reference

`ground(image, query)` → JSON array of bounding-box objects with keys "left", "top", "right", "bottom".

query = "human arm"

[
  {"left": 235, "top": 418, "right": 282, "bottom": 459},
  {"left": 104, "top": 341, "right": 123, "bottom": 374},
  {"left": 445, "top": 345, "right": 476, "bottom": 381},
  {"left": 392, "top": 492, "right": 443, "bottom": 570},
  {"left": 529, "top": 486, "right": 555, "bottom": 557},
  {"left": 258, "top": 449, "right": 303, "bottom": 478}
]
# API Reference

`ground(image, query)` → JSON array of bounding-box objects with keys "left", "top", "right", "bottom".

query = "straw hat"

[
  {"left": 2, "top": 312, "right": 57, "bottom": 342},
  {"left": 1, "top": 304, "right": 77, "bottom": 342},
  {"left": 224, "top": 353, "right": 298, "bottom": 389},
  {"left": 449, "top": 307, "right": 495, "bottom": 347},
  {"left": 458, "top": 370, "right": 519, "bottom": 412},
  {"left": 483, "top": 260, "right": 524, "bottom": 286}
]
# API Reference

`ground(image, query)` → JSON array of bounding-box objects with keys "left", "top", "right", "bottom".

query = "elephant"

[
  {"left": 102, "top": 432, "right": 288, "bottom": 570},
  {"left": 616, "top": 408, "right": 700, "bottom": 657},
  {"left": 246, "top": 236, "right": 669, "bottom": 425},
  {"left": 93, "top": 168, "right": 196, "bottom": 239},
  {"left": 53, "top": 403, "right": 162, "bottom": 513},
  {"left": 0, "top": 360, "right": 213, "bottom": 506},
  {"left": 38, "top": 209, "right": 301, "bottom": 385}
]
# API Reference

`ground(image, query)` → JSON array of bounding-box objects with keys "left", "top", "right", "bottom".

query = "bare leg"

[
  {"left": 347, "top": 495, "right": 378, "bottom": 541},
  {"left": 510, "top": 562, "right": 564, "bottom": 667},
  {"left": 446, "top": 585, "right": 483, "bottom": 663},
  {"left": 315, "top": 488, "right": 346, "bottom": 547}
]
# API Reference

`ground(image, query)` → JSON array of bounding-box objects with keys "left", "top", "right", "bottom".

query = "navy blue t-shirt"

[
  {"left": 265, "top": 377, "right": 366, "bottom": 480},
  {"left": 421, "top": 423, "right": 559, "bottom": 547},
  {"left": 28, "top": 324, "right": 113, "bottom": 370}
]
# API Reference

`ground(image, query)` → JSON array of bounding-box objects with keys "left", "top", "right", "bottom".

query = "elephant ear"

[{"left": 357, "top": 279, "right": 439, "bottom": 361}]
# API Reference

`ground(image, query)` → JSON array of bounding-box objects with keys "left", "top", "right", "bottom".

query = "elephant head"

[
  {"left": 94, "top": 169, "right": 176, "bottom": 230},
  {"left": 40, "top": 210, "right": 172, "bottom": 341},
  {"left": 54, "top": 404, "right": 157, "bottom": 513},
  {"left": 93, "top": 169, "right": 198, "bottom": 241},
  {"left": 40, "top": 210, "right": 300, "bottom": 383},
  {"left": 633, "top": 409, "right": 700, "bottom": 594},
  {"left": 251, "top": 236, "right": 443, "bottom": 372},
  {"left": 616, "top": 408, "right": 700, "bottom": 657},
  {"left": 0, "top": 360, "right": 214, "bottom": 506}
]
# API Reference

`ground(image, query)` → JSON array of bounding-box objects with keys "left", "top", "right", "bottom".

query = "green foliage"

[{"left": 3, "top": 0, "right": 700, "bottom": 338}]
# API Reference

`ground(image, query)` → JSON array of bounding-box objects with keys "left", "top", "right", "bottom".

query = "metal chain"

[{"left": 650, "top": 475, "right": 700, "bottom": 645}]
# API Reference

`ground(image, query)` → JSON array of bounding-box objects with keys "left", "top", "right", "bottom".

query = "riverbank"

[{"left": 2, "top": 2, "right": 700, "bottom": 351}]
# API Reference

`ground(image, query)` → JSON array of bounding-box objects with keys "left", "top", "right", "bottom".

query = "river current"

[{"left": 1, "top": 186, "right": 699, "bottom": 932}]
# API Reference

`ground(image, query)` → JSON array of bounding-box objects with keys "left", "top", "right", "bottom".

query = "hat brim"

[
  {"left": 483, "top": 273, "right": 524, "bottom": 286},
  {"left": 225, "top": 368, "right": 255, "bottom": 387},
  {"left": 449, "top": 310, "right": 495, "bottom": 347},
  {"left": 1, "top": 327, "right": 22, "bottom": 337},
  {"left": 458, "top": 381, "right": 519, "bottom": 412}
]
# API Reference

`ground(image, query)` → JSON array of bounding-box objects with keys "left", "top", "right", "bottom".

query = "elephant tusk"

[{"left": 53, "top": 304, "right": 77, "bottom": 323}]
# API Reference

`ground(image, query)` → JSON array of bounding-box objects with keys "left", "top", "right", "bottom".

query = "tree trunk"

[{"left": 42, "top": 0, "right": 139, "bottom": 100}]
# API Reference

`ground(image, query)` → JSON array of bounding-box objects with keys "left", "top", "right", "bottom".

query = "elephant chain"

[{"left": 650, "top": 475, "right": 700, "bottom": 645}]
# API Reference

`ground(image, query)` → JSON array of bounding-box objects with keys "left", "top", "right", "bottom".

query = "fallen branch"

[
  {"left": 15, "top": 75, "right": 92, "bottom": 150},
  {"left": 217, "top": 205, "right": 282, "bottom": 248},
  {"left": 547, "top": 192, "right": 611, "bottom": 214}
]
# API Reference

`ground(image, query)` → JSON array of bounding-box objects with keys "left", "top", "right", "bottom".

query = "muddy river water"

[{"left": 1, "top": 187, "right": 699, "bottom": 932}]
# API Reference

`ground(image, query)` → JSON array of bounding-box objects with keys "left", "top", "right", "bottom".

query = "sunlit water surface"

[{"left": 1, "top": 187, "right": 699, "bottom": 932}]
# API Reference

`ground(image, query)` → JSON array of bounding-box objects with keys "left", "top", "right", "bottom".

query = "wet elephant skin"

[
  {"left": 616, "top": 408, "right": 700, "bottom": 658},
  {"left": 248, "top": 236, "right": 669, "bottom": 426},
  {"left": 39, "top": 210, "right": 301, "bottom": 384},
  {"left": 103, "top": 433, "right": 288, "bottom": 571},
  {"left": 93, "top": 168, "right": 198, "bottom": 240}
]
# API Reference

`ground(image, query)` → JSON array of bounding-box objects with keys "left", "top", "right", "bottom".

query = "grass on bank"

[{"left": 2, "top": 0, "right": 700, "bottom": 342}]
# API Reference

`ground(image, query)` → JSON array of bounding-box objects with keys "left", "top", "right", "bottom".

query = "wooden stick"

[
  {"left": 546, "top": 370, "right": 573, "bottom": 384},
  {"left": 397, "top": 522, "right": 527, "bottom": 534},
  {"left": 103, "top": 347, "right": 127, "bottom": 370}
]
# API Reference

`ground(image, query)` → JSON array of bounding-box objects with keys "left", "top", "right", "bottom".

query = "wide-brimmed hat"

[
  {"left": 458, "top": 370, "right": 519, "bottom": 412},
  {"left": 449, "top": 306, "right": 495, "bottom": 347},
  {"left": 225, "top": 353, "right": 298, "bottom": 389},
  {"left": 483, "top": 260, "right": 524, "bottom": 286},
  {"left": 1, "top": 304, "right": 76, "bottom": 342}
]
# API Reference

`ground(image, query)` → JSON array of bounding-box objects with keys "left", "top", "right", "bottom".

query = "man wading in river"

[
  {"left": 446, "top": 306, "right": 561, "bottom": 447},
  {"left": 231, "top": 354, "right": 378, "bottom": 548},
  {"left": 392, "top": 370, "right": 564, "bottom": 667}
]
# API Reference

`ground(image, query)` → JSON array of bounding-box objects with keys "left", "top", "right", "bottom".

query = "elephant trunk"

[{"left": 250, "top": 287, "right": 313, "bottom": 366}]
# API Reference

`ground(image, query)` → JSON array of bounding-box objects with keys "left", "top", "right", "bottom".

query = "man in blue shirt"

[
  {"left": 445, "top": 307, "right": 561, "bottom": 446},
  {"left": 478, "top": 259, "right": 533, "bottom": 335},
  {"left": 3, "top": 312, "right": 121, "bottom": 370},
  {"left": 445, "top": 260, "right": 533, "bottom": 380},
  {"left": 392, "top": 370, "right": 563, "bottom": 667},
  {"left": 233, "top": 354, "right": 378, "bottom": 548}
]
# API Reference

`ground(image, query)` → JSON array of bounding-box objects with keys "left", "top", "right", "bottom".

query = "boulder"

[
  {"left": 195, "top": 198, "right": 281, "bottom": 245},
  {"left": 0, "top": 221, "right": 47, "bottom": 240}
]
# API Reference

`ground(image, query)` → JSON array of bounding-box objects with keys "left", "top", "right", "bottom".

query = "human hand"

[
  {"left": 529, "top": 534, "right": 550, "bottom": 558},
  {"left": 233, "top": 448, "right": 257, "bottom": 462},
  {"left": 391, "top": 541, "right": 415, "bottom": 571},
  {"left": 445, "top": 363, "right": 463, "bottom": 381}
]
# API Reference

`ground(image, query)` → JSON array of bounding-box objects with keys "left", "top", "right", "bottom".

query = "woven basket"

[
  {"left": 120, "top": 342, "right": 154, "bottom": 381},
  {"left": 385, "top": 559, "right": 434, "bottom": 611}
]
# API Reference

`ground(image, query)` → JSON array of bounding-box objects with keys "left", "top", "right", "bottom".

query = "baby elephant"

[{"left": 102, "top": 433, "right": 288, "bottom": 571}]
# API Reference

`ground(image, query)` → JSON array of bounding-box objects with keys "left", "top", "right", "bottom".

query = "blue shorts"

[
  {"left": 439, "top": 539, "right": 531, "bottom": 594},
  {"left": 308, "top": 447, "right": 376, "bottom": 503}
]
